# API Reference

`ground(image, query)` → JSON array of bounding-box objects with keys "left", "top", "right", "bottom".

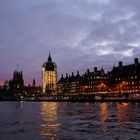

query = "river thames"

[{"left": 0, "top": 102, "right": 139, "bottom": 140}]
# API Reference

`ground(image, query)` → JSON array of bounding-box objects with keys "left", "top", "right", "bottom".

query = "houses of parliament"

[
  {"left": 39, "top": 54, "right": 140, "bottom": 96},
  {"left": 1, "top": 54, "right": 140, "bottom": 98},
  {"left": 57, "top": 58, "right": 140, "bottom": 96}
]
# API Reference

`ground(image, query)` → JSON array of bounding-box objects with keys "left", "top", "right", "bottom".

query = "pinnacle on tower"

[
  {"left": 48, "top": 52, "right": 52, "bottom": 62},
  {"left": 32, "top": 78, "right": 36, "bottom": 87}
]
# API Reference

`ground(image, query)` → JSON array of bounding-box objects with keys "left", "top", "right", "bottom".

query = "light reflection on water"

[
  {"left": 98, "top": 103, "right": 108, "bottom": 133},
  {"left": 0, "top": 102, "right": 140, "bottom": 140},
  {"left": 40, "top": 102, "right": 61, "bottom": 139},
  {"left": 99, "top": 103, "right": 108, "bottom": 122},
  {"left": 117, "top": 103, "right": 130, "bottom": 123}
]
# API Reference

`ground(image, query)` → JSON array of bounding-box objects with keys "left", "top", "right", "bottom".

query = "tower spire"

[
  {"left": 113, "top": 63, "right": 115, "bottom": 68},
  {"left": 48, "top": 52, "right": 52, "bottom": 62},
  {"left": 16, "top": 64, "right": 19, "bottom": 71},
  {"left": 32, "top": 78, "right": 36, "bottom": 87}
]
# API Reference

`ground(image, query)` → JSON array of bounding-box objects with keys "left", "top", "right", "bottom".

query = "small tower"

[
  {"left": 42, "top": 53, "right": 57, "bottom": 95},
  {"left": 32, "top": 78, "right": 36, "bottom": 87},
  {"left": 10, "top": 69, "right": 24, "bottom": 97}
]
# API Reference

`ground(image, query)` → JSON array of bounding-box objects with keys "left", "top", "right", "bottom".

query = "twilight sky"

[{"left": 0, "top": 0, "right": 140, "bottom": 85}]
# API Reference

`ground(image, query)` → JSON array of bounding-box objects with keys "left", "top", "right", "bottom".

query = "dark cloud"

[{"left": 0, "top": 0, "right": 140, "bottom": 84}]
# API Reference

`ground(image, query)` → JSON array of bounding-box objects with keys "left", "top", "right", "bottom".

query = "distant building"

[
  {"left": 42, "top": 53, "right": 57, "bottom": 95},
  {"left": 57, "top": 68, "right": 108, "bottom": 95},
  {"left": 57, "top": 71, "right": 81, "bottom": 95},
  {"left": 24, "top": 83, "right": 42, "bottom": 97},
  {"left": 109, "top": 58, "right": 140, "bottom": 94},
  {"left": 80, "top": 67, "right": 108, "bottom": 94},
  {"left": 58, "top": 58, "right": 140, "bottom": 95},
  {"left": 32, "top": 78, "right": 36, "bottom": 88},
  {"left": 9, "top": 70, "right": 24, "bottom": 97}
]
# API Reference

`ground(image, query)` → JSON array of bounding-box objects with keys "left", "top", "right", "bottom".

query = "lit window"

[{"left": 132, "top": 82, "right": 134, "bottom": 85}]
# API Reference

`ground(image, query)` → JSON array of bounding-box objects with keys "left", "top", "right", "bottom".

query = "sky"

[{"left": 0, "top": 0, "right": 140, "bottom": 85}]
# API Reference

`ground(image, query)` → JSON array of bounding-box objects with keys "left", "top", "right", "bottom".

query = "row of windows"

[
  {"left": 84, "top": 76, "right": 108, "bottom": 80},
  {"left": 115, "top": 75, "right": 139, "bottom": 81},
  {"left": 123, "top": 86, "right": 140, "bottom": 89}
]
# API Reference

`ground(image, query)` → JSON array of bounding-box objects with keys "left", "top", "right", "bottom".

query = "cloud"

[{"left": 0, "top": 0, "right": 140, "bottom": 84}]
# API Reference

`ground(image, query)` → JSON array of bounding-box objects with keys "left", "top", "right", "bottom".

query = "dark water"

[{"left": 0, "top": 102, "right": 140, "bottom": 140}]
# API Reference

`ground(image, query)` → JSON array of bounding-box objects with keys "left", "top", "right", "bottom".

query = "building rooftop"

[{"left": 42, "top": 53, "right": 57, "bottom": 71}]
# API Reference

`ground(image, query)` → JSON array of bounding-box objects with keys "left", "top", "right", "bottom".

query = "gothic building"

[
  {"left": 80, "top": 67, "right": 108, "bottom": 94},
  {"left": 9, "top": 70, "right": 24, "bottom": 97},
  {"left": 57, "top": 58, "right": 140, "bottom": 95},
  {"left": 109, "top": 58, "right": 140, "bottom": 93},
  {"left": 42, "top": 53, "right": 57, "bottom": 95},
  {"left": 57, "top": 67, "right": 108, "bottom": 95},
  {"left": 57, "top": 71, "right": 81, "bottom": 95}
]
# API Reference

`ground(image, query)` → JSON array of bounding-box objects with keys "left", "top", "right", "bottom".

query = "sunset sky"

[{"left": 0, "top": 0, "right": 140, "bottom": 85}]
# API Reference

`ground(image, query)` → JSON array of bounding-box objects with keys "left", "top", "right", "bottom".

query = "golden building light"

[{"left": 42, "top": 53, "right": 57, "bottom": 95}]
